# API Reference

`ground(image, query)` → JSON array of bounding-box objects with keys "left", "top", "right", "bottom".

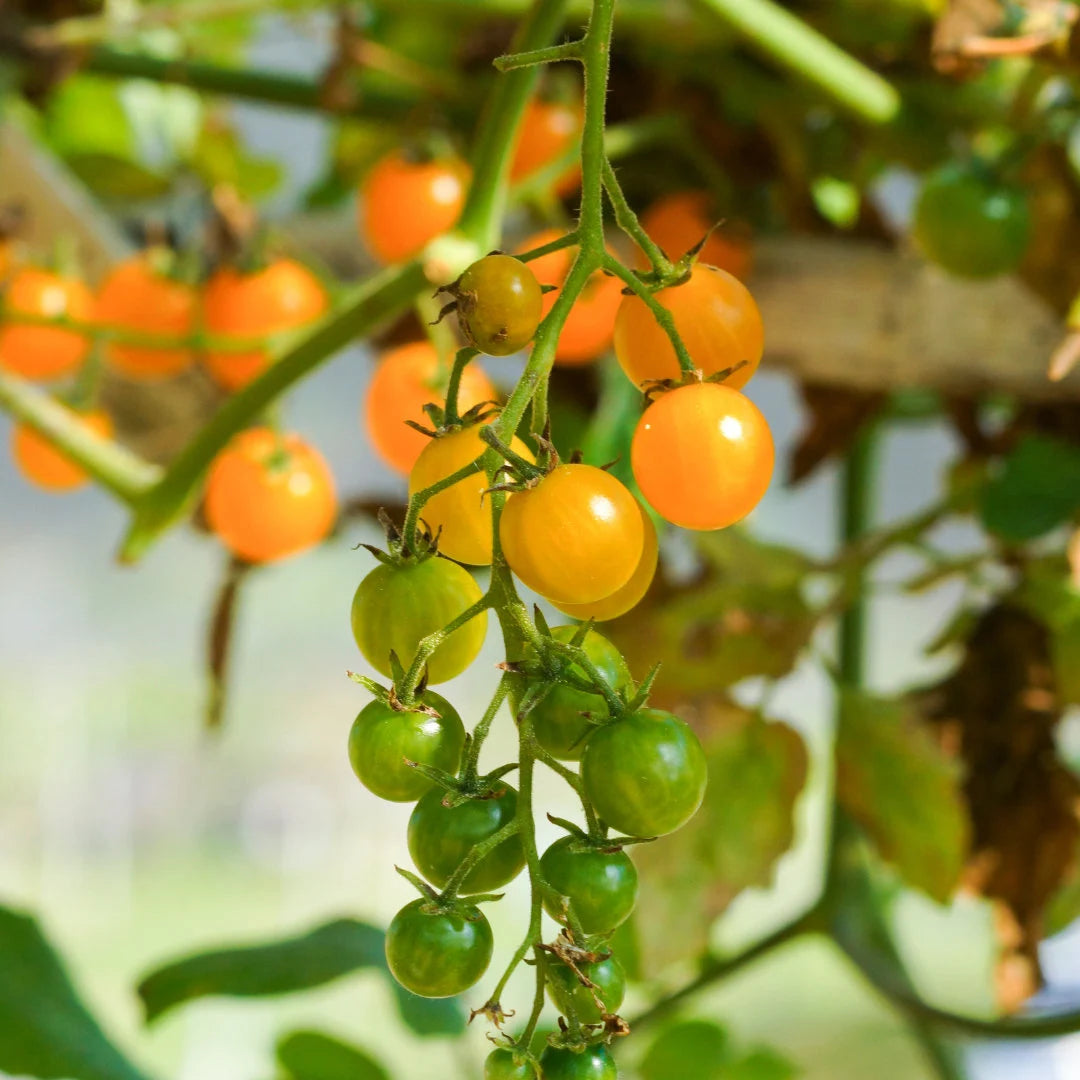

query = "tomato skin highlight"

[
  {"left": 499, "top": 464, "right": 644, "bottom": 605},
  {"left": 12, "top": 408, "right": 113, "bottom": 492},
  {"left": 581, "top": 709, "right": 708, "bottom": 837},
  {"left": 204, "top": 427, "right": 337, "bottom": 563},
  {"left": 457, "top": 254, "right": 543, "bottom": 356},
  {"left": 407, "top": 782, "right": 526, "bottom": 893},
  {"left": 614, "top": 263, "right": 763, "bottom": 390},
  {"left": 484, "top": 1048, "right": 535, "bottom": 1080},
  {"left": 547, "top": 954, "right": 625, "bottom": 1024},
  {"left": 348, "top": 691, "right": 465, "bottom": 803},
  {"left": 632, "top": 382, "right": 773, "bottom": 531},
  {"left": 538, "top": 1044, "right": 618, "bottom": 1080},
  {"left": 510, "top": 98, "right": 583, "bottom": 196},
  {"left": 203, "top": 259, "right": 327, "bottom": 391},
  {"left": 639, "top": 191, "right": 753, "bottom": 279},
  {"left": 351, "top": 556, "right": 487, "bottom": 684},
  {"left": 366, "top": 341, "right": 496, "bottom": 475},
  {"left": 385, "top": 897, "right": 493, "bottom": 998},
  {"left": 539, "top": 835, "right": 638, "bottom": 934},
  {"left": 0, "top": 268, "right": 92, "bottom": 380}
]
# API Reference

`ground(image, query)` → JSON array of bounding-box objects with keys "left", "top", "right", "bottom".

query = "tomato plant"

[
  {"left": 639, "top": 191, "right": 753, "bottom": 279},
  {"left": 538, "top": 1044, "right": 618, "bottom": 1080},
  {"left": 538, "top": 835, "right": 638, "bottom": 934},
  {"left": 0, "top": 267, "right": 91, "bottom": 380}
]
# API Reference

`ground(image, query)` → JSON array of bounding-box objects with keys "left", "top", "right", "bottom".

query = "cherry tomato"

[
  {"left": 203, "top": 258, "right": 327, "bottom": 391},
  {"left": 360, "top": 150, "right": 470, "bottom": 263},
  {"left": 366, "top": 341, "right": 496, "bottom": 475},
  {"left": 348, "top": 690, "right": 465, "bottom": 802},
  {"left": 641, "top": 1019, "right": 730, "bottom": 1080},
  {"left": 639, "top": 191, "right": 753, "bottom": 279},
  {"left": 914, "top": 162, "right": 1030, "bottom": 279},
  {"left": 518, "top": 231, "right": 622, "bottom": 366},
  {"left": 631, "top": 382, "right": 773, "bottom": 531},
  {"left": 407, "top": 782, "right": 526, "bottom": 893},
  {"left": 510, "top": 98, "right": 582, "bottom": 196},
  {"left": 204, "top": 427, "right": 337, "bottom": 563},
  {"left": 525, "top": 625, "right": 630, "bottom": 760},
  {"left": 0, "top": 267, "right": 92, "bottom": 380},
  {"left": 538, "top": 1044, "right": 618, "bottom": 1080},
  {"left": 456, "top": 254, "right": 543, "bottom": 356},
  {"left": 539, "top": 835, "right": 638, "bottom": 934},
  {"left": 547, "top": 954, "right": 625, "bottom": 1024},
  {"left": 11, "top": 408, "right": 112, "bottom": 493},
  {"left": 485, "top": 1048, "right": 536, "bottom": 1080},
  {"left": 500, "top": 464, "right": 644, "bottom": 605},
  {"left": 408, "top": 425, "right": 535, "bottom": 565},
  {"left": 385, "top": 897, "right": 493, "bottom": 998},
  {"left": 351, "top": 556, "right": 487, "bottom": 684},
  {"left": 614, "top": 264, "right": 763, "bottom": 390},
  {"left": 554, "top": 503, "right": 658, "bottom": 622},
  {"left": 581, "top": 709, "right": 707, "bottom": 837},
  {"left": 94, "top": 252, "right": 197, "bottom": 379}
]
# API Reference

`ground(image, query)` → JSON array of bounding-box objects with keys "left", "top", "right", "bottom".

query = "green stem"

[
  {"left": 462, "top": 674, "right": 513, "bottom": 780},
  {"left": 442, "top": 347, "right": 482, "bottom": 426},
  {"left": 601, "top": 158, "right": 671, "bottom": 273},
  {"left": 494, "top": 41, "right": 584, "bottom": 71},
  {"left": 838, "top": 425, "right": 878, "bottom": 686},
  {"left": 440, "top": 818, "right": 522, "bottom": 899},
  {"left": 403, "top": 456, "right": 486, "bottom": 552},
  {"left": 399, "top": 593, "right": 494, "bottom": 702}
]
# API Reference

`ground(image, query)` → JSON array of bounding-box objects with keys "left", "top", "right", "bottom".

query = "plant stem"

[
  {"left": 838, "top": 424, "right": 878, "bottom": 686},
  {"left": 402, "top": 456, "right": 486, "bottom": 552}
]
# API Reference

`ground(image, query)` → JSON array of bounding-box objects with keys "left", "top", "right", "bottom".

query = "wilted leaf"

[
  {"left": 276, "top": 1030, "right": 391, "bottom": 1080},
  {"left": 634, "top": 703, "right": 808, "bottom": 973},
  {"left": 836, "top": 690, "right": 969, "bottom": 904},
  {"left": 0, "top": 904, "right": 152, "bottom": 1080}
]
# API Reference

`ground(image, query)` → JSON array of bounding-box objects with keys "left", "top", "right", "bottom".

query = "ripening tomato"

[
  {"left": 11, "top": 408, "right": 112, "bottom": 492},
  {"left": 547, "top": 954, "right": 625, "bottom": 1023},
  {"left": 360, "top": 150, "right": 470, "bottom": 263},
  {"left": 485, "top": 1048, "right": 535, "bottom": 1080},
  {"left": 538, "top": 1044, "right": 618, "bottom": 1080},
  {"left": 204, "top": 427, "right": 337, "bottom": 563},
  {"left": 499, "top": 464, "right": 644, "bottom": 605},
  {"left": 94, "top": 252, "right": 197, "bottom": 379},
  {"left": 614, "top": 263, "right": 763, "bottom": 391},
  {"left": 203, "top": 259, "right": 327, "bottom": 391},
  {"left": 517, "top": 230, "right": 622, "bottom": 365},
  {"left": 510, "top": 98, "right": 582, "bottom": 196},
  {"left": 554, "top": 502, "right": 658, "bottom": 622},
  {"left": 632, "top": 382, "right": 773, "bottom": 531},
  {"left": 456, "top": 254, "right": 543, "bottom": 356},
  {"left": 366, "top": 341, "right": 496, "bottom": 475},
  {"left": 639, "top": 191, "right": 753, "bottom": 279},
  {"left": 408, "top": 425, "right": 534, "bottom": 565},
  {"left": 0, "top": 267, "right": 92, "bottom": 380}
]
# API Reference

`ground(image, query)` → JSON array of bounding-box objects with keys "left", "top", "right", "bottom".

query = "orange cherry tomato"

[
  {"left": 94, "top": 252, "right": 197, "bottom": 380},
  {"left": 11, "top": 408, "right": 112, "bottom": 493},
  {"left": 554, "top": 501, "right": 658, "bottom": 621},
  {"left": 499, "top": 463, "right": 644, "bottom": 605},
  {"left": 366, "top": 341, "right": 496, "bottom": 475},
  {"left": 510, "top": 99, "right": 582, "bottom": 196},
  {"left": 360, "top": 151, "right": 470, "bottom": 264},
  {"left": 639, "top": 191, "right": 753, "bottom": 280},
  {"left": 632, "top": 382, "right": 773, "bottom": 531},
  {"left": 204, "top": 427, "right": 338, "bottom": 564},
  {"left": 614, "top": 263, "right": 763, "bottom": 390},
  {"left": 518, "top": 230, "right": 622, "bottom": 366},
  {"left": 202, "top": 259, "right": 327, "bottom": 391},
  {"left": 0, "top": 267, "right": 92, "bottom": 380}
]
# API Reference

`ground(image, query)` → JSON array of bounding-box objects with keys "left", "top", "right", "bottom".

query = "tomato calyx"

[
  {"left": 472, "top": 1001, "right": 518, "bottom": 1029},
  {"left": 638, "top": 357, "right": 750, "bottom": 402},
  {"left": 540, "top": 931, "right": 629, "bottom": 1042},
  {"left": 394, "top": 865, "right": 497, "bottom": 919},
  {"left": 346, "top": 670, "right": 443, "bottom": 719}
]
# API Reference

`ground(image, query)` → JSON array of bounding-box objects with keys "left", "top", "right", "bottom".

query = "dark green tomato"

[
  {"left": 640, "top": 1019, "right": 730, "bottom": 1080},
  {"left": 913, "top": 162, "right": 1030, "bottom": 279},
  {"left": 484, "top": 1047, "right": 536, "bottom": 1080},
  {"left": 538, "top": 1044, "right": 618, "bottom": 1080},
  {"left": 539, "top": 836, "right": 638, "bottom": 934},
  {"left": 384, "top": 898, "right": 492, "bottom": 998},
  {"left": 407, "top": 782, "right": 526, "bottom": 893},
  {"left": 527, "top": 625, "right": 631, "bottom": 761},
  {"left": 546, "top": 955, "right": 625, "bottom": 1024},
  {"left": 347, "top": 691, "right": 465, "bottom": 802},
  {"left": 457, "top": 254, "right": 543, "bottom": 356},
  {"left": 581, "top": 709, "right": 707, "bottom": 837}
]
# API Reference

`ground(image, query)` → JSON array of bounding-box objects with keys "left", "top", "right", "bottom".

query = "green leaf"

[
  {"left": 276, "top": 1030, "right": 391, "bottom": 1080},
  {"left": 720, "top": 1048, "right": 798, "bottom": 1080},
  {"left": 190, "top": 120, "right": 283, "bottom": 201},
  {"left": 44, "top": 75, "right": 136, "bottom": 161},
  {"left": 1046, "top": 848, "right": 1080, "bottom": 936},
  {"left": 64, "top": 154, "right": 172, "bottom": 201},
  {"left": 1014, "top": 560, "right": 1080, "bottom": 706},
  {"left": 641, "top": 1019, "right": 733, "bottom": 1080},
  {"left": 980, "top": 435, "right": 1080, "bottom": 543},
  {"left": 835, "top": 691, "right": 969, "bottom": 903},
  {"left": 388, "top": 983, "right": 466, "bottom": 1037},
  {"left": 0, "top": 903, "right": 152, "bottom": 1080},
  {"left": 633, "top": 705, "right": 808, "bottom": 972}
]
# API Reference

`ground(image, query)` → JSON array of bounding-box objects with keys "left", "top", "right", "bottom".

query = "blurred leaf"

[
  {"left": 980, "top": 435, "right": 1080, "bottom": 543},
  {"left": 276, "top": 1030, "right": 391, "bottom": 1080},
  {"left": 43, "top": 75, "right": 135, "bottom": 161},
  {"left": 389, "top": 984, "right": 466, "bottom": 1037},
  {"left": 641, "top": 1019, "right": 733, "bottom": 1080},
  {"left": 190, "top": 120, "right": 282, "bottom": 201},
  {"left": 579, "top": 358, "right": 642, "bottom": 490},
  {"left": 810, "top": 176, "right": 860, "bottom": 228},
  {"left": 634, "top": 704, "right": 808, "bottom": 972},
  {"left": 1015, "top": 560, "right": 1080, "bottom": 706},
  {"left": 0, "top": 903, "right": 152, "bottom": 1080},
  {"left": 64, "top": 153, "right": 171, "bottom": 201},
  {"left": 304, "top": 120, "right": 399, "bottom": 210},
  {"left": 721, "top": 1048, "right": 798, "bottom": 1080},
  {"left": 1045, "top": 846, "right": 1080, "bottom": 936},
  {"left": 836, "top": 691, "right": 968, "bottom": 904}
]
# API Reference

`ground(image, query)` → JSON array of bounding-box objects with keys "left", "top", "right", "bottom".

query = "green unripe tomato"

[
  {"left": 539, "top": 835, "right": 638, "bottom": 934},
  {"left": 485, "top": 1047, "right": 536, "bottom": 1080},
  {"left": 581, "top": 709, "right": 707, "bottom": 837},
  {"left": 913, "top": 162, "right": 1030, "bottom": 279},
  {"left": 456, "top": 254, "right": 543, "bottom": 356},
  {"left": 538, "top": 1043, "right": 618, "bottom": 1080},
  {"left": 385, "top": 897, "right": 493, "bottom": 998},
  {"left": 546, "top": 954, "right": 625, "bottom": 1024},
  {"left": 408, "top": 782, "right": 526, "bottom": 893},
  {"left": 640, "top": 1019, "right": 730, "bottom": 1080},
  {"left": 348, "top": 691, "right": 465, "bottom": 802},
  {"left": 526, "top": 625, "right": 631, "bottom": 761},
  {"left": 351, "top": 556, "right": 487, "bottom": 684}
]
